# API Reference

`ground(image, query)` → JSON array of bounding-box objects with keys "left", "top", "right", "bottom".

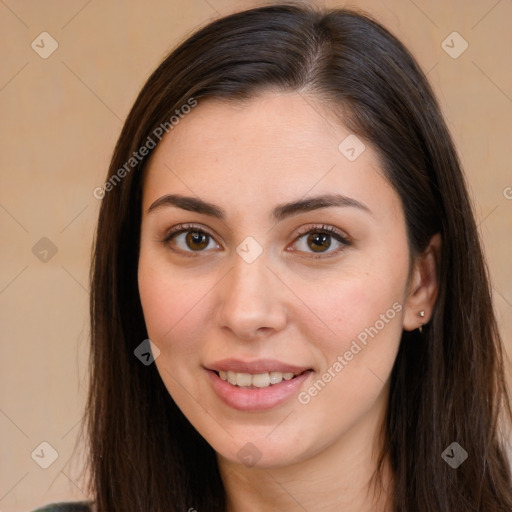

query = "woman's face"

[{"left": 138, "top": 92, "right": 413, "bottom": 469}]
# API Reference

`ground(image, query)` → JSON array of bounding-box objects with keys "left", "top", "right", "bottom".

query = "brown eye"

[
  {"left": 164, "top": 227, "right": 220, "bottom": 253},
  {"left": 185, "top": 231, "right": 210, "bottom": 250},
  {"left": 307, "top": 233, "right": 331, "bottom": 252},
  {"left": 291, "top": 226, "right": 350, "bottom": 258}
]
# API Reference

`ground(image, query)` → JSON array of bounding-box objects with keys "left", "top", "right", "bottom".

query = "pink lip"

[
  {"left": 205, "top": 362, "right": 313, "bottom": 412},
  {"left": 206, "top": 358, "right": 311, "bottom": 374}
]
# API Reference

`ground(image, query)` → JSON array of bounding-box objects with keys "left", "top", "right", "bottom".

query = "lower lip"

[{"left": 206, "top": 369, "right": 312, "bottom": 411}]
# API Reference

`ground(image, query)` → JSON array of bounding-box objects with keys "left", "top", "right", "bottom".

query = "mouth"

[
  {"left": 205, "top": 359, "right": 313, "bottom": 411},
  {"left": 214, "top": 369, "right": 307, "bottom": 388}
]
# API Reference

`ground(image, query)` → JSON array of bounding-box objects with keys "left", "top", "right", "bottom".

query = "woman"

[{"left": 34, "top": 4, "right": 512, "bottom": 511}]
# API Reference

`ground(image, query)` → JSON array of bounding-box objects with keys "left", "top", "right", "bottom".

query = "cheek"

[
  {"left": 137, "top": 256, "right": 215, "bottom": 359},
  {"left": 300, "top": 263, "right": 406, "bottom": 355},
  {"left": 292, "top": 272, "right": 405, "bottom": 440}
]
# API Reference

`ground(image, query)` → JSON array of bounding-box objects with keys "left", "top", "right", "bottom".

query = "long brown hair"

[{"left": 81, "top": 4, "right": 512, "bottom": 511}]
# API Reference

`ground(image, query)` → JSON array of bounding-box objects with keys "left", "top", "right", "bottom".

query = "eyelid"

[
  {"left": 162, "top": 223, "right": 218, "bottom": 242},
  {"left": 161, "top": 223, "right": 223, "bottom": 256},
  {"left": 161, "top": 222, "right": 351, "bottom": 258},
  {"left": 293, "top": 223, "right": 349, "bottom": 240},
  {"left": 288, "top": 224, "right": 351, "bottom": 258}
]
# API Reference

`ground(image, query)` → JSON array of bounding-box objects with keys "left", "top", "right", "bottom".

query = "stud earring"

[{"left": 418, "top": 310, "right": 425, "bottom": 333}]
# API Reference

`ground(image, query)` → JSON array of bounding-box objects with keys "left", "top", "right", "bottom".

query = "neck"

[{"left": 217, "top": 383, "right": 394, "bottom": 512}]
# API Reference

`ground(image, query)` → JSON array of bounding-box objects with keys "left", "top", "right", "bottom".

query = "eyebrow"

[
  {"left": 271, "top": 193, "right": 371, "bottom": 221},
  {"left": 148, "top": 194, "right": 225, "bottom": 218},
  {"left": 147, "top": 193, "right": 371, "bottom": 220}
]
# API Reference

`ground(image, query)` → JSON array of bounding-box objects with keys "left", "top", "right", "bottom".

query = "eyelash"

[
  {"left": 292, "top": 224, "right": 351, "bottom": 259},
  {"left": 161, "top": 223, "right": 351, "bottom": 259},
  {"left": 162, "top": 223, "right": 218, "bottom": 256}
]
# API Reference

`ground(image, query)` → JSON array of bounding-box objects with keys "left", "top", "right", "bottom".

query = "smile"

[
  {"left": 217, "top": 370, "right": 302, "bottom": 388},
  {"left": 205, "top": 359, "right": 313, "bottom": 411}
]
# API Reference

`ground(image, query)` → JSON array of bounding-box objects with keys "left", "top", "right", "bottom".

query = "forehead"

[{"left": 142, "top": 92, "right": 398, "bottom": 219}]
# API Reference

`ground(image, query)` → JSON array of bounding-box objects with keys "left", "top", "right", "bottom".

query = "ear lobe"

[{"left": 403, "top": 233, "right": 442, "bottom": 332}]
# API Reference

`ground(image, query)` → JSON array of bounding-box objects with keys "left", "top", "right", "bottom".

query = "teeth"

[
  {"left": 218, "top": 370, "right": 301, "bottom": 388},
  {"left": 236, "top": 373, "right": 252, "bottom": 387},
  {"left": 269, "top": 371, "right": 283, "bottom": 385},
  {"left": 252, "top": 373, "right": 270, "bottom": 388}
]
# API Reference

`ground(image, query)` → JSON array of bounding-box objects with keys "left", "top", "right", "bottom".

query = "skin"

[{"left": 138, "top": 91, "right": 440, "bottom": 512}]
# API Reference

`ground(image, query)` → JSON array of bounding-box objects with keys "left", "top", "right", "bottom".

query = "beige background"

[{"left": 0, "top": 0, "right": 510, "bottom": 510}]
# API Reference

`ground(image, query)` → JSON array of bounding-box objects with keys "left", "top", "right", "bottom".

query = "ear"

[{"left": 403, "top": 233, "right": 442, "bottom": 331}]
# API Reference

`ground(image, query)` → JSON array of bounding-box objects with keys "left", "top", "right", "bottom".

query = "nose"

[{"left": 216, "top": 254, "right": 287, "bottom": 341}]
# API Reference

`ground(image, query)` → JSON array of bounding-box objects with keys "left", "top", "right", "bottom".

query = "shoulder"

[{"left": 31, "top": 502, "right": 92, "bottom": 512}]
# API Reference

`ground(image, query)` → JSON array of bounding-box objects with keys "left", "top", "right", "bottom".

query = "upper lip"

[{"left": 206, "top": 358, "right": 311, "bottom": 374}]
